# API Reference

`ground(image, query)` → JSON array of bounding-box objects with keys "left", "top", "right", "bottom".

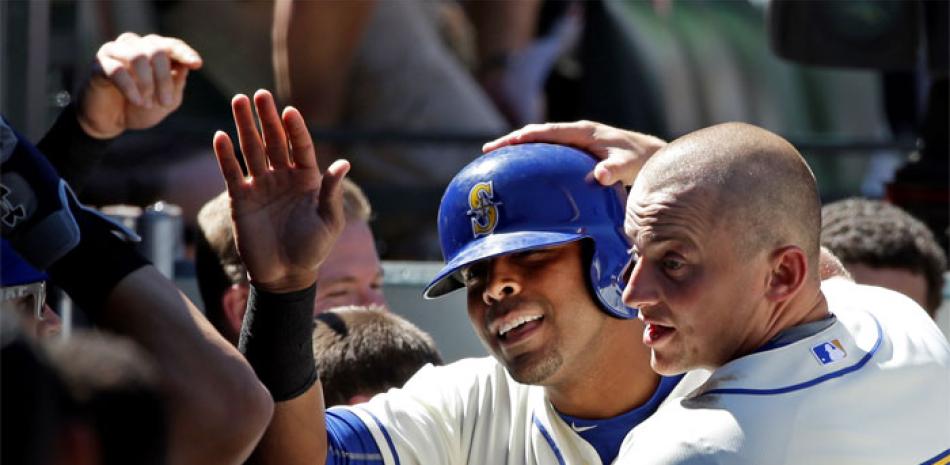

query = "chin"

[
  {"left": 504, "top": 352, "right": 563, "bottom": 385},
  {"left": 650, "top": 353, "right": 688, "bottom": 377}
]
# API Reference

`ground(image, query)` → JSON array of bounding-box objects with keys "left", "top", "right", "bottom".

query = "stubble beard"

[{"left": 503, "top": 348, "right": 563, "bottom": 385}]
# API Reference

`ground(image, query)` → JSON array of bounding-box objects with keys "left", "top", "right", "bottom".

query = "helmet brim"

[{"left": 423, "top": 230, "right": 586, "bottom": 299}]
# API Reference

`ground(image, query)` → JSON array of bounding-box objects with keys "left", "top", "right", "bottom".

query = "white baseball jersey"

[
  {"left": 617, "top": 278, "right": 950, "bottom": 465},
  {"left": 326, "top": 357, "right": 687, "bottom": 465}
]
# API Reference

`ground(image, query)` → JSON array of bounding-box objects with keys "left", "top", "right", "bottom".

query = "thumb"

[{"left": 318, "top": 158, "right": 351, "bottom": 231}]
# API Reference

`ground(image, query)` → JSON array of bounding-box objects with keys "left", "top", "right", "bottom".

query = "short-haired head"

[
  {"left": 313, "top": 305, "right": 442, "bottom": 406},
  {"left": 633, "top": 122, "right": 822, "bottom": 279},
  {"left": 821, "top": 198, "right": 947, "bottom": 315}
]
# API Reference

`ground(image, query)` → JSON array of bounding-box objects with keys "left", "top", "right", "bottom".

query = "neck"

[
  {"left": 750, "top": 280, "right": 830, "bottom": 354},
  {"left": 545, "top": 319, "right": 659, "bottom": 419}
]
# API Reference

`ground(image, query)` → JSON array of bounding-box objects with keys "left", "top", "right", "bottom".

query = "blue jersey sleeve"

[{"left": 325, "top": 407, "right": 385, "bottom": 465}]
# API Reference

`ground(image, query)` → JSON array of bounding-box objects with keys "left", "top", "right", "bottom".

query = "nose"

[
  {"left": 622, "top": 258, "right": 661, "bottom": 309},
  {"left": 481, "top": 256, "right": 523, "bottom": 305}
]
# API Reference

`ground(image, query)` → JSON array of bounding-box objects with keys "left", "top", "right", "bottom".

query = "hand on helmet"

[
  {"left": 78, "top": 32, "right": 202, "bottom": 140},
  {"left": 212, "top": 90, "right": 350, "bottom": 293},
  {"left": 482, "top": 120, "right": 666, "bottom": 186}
]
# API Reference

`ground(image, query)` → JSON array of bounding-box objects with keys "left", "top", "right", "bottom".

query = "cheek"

[{"left": 466, "top": 290, "right": 487, "bottom": 326}]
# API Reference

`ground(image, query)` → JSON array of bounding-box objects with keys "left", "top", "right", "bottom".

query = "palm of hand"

[
  {"left": 213, "top": 91, "right": 350, "bottom": 293},
  {"left": 230, "top": 166, "right": 335, "bottom": 288}
]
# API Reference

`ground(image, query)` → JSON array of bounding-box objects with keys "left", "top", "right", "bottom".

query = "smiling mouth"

[{"left": 495, "top": 315, "right": 544, "bottom": 344}]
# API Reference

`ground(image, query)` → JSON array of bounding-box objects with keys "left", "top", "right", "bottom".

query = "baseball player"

[
  {"left": 493, "top": 122, "right": 950, "bottom": 464},
  {"left": 1, "top": 239, "right": 61, "bottom": 338},
  {"left": 213, "top": 90, "right": 682, "bottom": 465}
]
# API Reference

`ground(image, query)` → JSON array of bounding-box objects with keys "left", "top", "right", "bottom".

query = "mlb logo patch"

[{"left": 812, "top": 339, "right": 847, "bottom": 365}]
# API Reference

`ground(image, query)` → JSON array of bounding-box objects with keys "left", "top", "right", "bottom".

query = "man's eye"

[
  {"left": 323, "top": 289, "right": 351, "bottom": 299},
  {"left": 460, "top": 266, "right": 483, "bottom": 285},
  {"left": 662, "top": 258, "right": 685, "bottom": 272}
]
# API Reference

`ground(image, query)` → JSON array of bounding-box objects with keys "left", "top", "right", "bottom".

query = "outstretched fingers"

[
  {"left": 318, "top": 159, "right": 351, "bottom": 232},
  {"left": 231, "top": 94, "right": 269, "bottom": 177},
  {"left": 254, "top": 90, "right": 292, "bottom": 169},
  {"left": 213, "top": 131, "right": 245, "bottom": 196},
  {"left": 482, "top": 121, "right": 597, "bottom": 153},
  {"left": 281, "top": 106, "right": 318, "bottom": 169}
]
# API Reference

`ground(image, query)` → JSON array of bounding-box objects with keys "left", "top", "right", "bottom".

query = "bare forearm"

[
  {"left": 273, "top": 0, "right": 374, "bottom": 125},
  {"left": 248, "top": 383, "right": 328, "bottom": 465},
  {"left": 102, "top": 266, "right": 273, "bottom": 465}
]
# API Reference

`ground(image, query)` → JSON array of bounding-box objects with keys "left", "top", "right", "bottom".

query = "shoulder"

[
  {"left": 822, "top": 278, "right": 950, "bottom": 363},
  {"left": 619, "top": 398, "right": 746, "bottom": 464}
]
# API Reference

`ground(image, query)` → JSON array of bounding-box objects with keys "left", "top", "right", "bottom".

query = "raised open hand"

[
  {"left": 482, "top": 121, "right": 667, "bottom": 186},
  {"left": 78, "top": 32, "right": 202, "bottom": 139},
  {"left": 213, "top": 90, "right": 350, "bottom": 293}
]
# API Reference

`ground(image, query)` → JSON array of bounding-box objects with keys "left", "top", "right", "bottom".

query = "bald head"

[{"left": 635, "top": 122, "right": 821, "bottom": 277}]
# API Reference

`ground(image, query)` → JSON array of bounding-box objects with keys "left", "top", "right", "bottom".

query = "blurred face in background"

[
  {"left": 313, "top": 220, "right": 386, "bottom": 315},
  {"left": 1, "top": 281, "right": 62, "bottom": 339}
]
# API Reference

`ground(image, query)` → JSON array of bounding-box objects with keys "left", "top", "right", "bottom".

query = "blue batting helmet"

[
  {"left": 1, "top": 238, "right": 47, "bottom": 287},
  {"left": 423, "top": 143, "right": 635, "bottom": 319}
]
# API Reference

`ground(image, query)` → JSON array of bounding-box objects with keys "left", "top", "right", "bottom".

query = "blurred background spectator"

[
  {"left": 313, "top": 305, "right": 443, "bottom": 406},
  {"left": 821, "top": 198, "right": 947, "bottom": 318}
]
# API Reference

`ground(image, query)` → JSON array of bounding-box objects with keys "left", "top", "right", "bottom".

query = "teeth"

[{"left": 498, "top": 315, "right": 542, "bottom": 337}]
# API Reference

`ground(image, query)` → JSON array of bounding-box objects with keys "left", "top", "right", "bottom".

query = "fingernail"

[{"left": 161, "top": 89, "right": 172, "bottom": 106}]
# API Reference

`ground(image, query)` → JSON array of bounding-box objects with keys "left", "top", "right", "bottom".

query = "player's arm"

[
  {"left": 482, "top": 120, "right": 667, "bottom": 186},
  {"left": 272, "top": 0, "right": 373, "bottom": 128},
  {"left": 0, "top": 121, "right": 272, "bottom": 465},
  {"left": 212, "top": 90, "right": 351, "bottom": 465},
  {"left": 37, "top": 32, "right": 201, "bottom": 191}
]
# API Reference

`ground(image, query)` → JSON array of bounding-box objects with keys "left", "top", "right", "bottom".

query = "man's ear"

[
  {"left": 766, "top": 245, "right": 808, "bottom": 302},
  {"left": 221, "top": 284, "right": 250, "bottom": 338}
]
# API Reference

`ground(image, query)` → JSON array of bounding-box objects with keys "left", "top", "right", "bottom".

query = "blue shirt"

[{"left": 557, "top": 375, "right": 684, "bottom": 464}]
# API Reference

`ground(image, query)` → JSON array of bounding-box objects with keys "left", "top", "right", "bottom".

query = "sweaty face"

[
  {"left": 462, "top": 242, "right": 610, "bottom": 385},
  {"left": 314, "top": 221, "right": 386, "bottom": 315},
  {"left": 621, "top": 182, "right": 770, "bottom": 375}
]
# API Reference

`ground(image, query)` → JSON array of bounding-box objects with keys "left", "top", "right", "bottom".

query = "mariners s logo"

[{"left": 466, "top": 181, "right": 501, "bottom": 237}]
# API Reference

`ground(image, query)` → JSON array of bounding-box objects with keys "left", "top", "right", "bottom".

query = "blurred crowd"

[{"left": 5, "top": 0, "right": 946, "bottom": 261}]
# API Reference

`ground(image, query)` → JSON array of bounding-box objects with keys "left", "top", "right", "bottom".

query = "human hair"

[
  {"left": 43, "top": 331, "right": 167, "bottom": 465},
  {"left": 641, "top": 122, "right": 822, "bottom": 277},
  {"left": 313, "top": 305, "right": 442, "bottom": 406},
  {"left": 821, "top": 198, "right": 947, "bottom": 314},
  {"left": 195, "top": 178, "right": 374, "bottom": 339}
]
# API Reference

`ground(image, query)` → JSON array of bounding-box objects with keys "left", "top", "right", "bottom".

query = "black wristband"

[
  {"left": 47, "top": 208, "right": 150, "bottom": 316},
  {"left": 37, "top": 103, "right": 115, "bottom": 192},
  {"left": 239, "top": 283, "right": 318, "bottom": 402}
]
